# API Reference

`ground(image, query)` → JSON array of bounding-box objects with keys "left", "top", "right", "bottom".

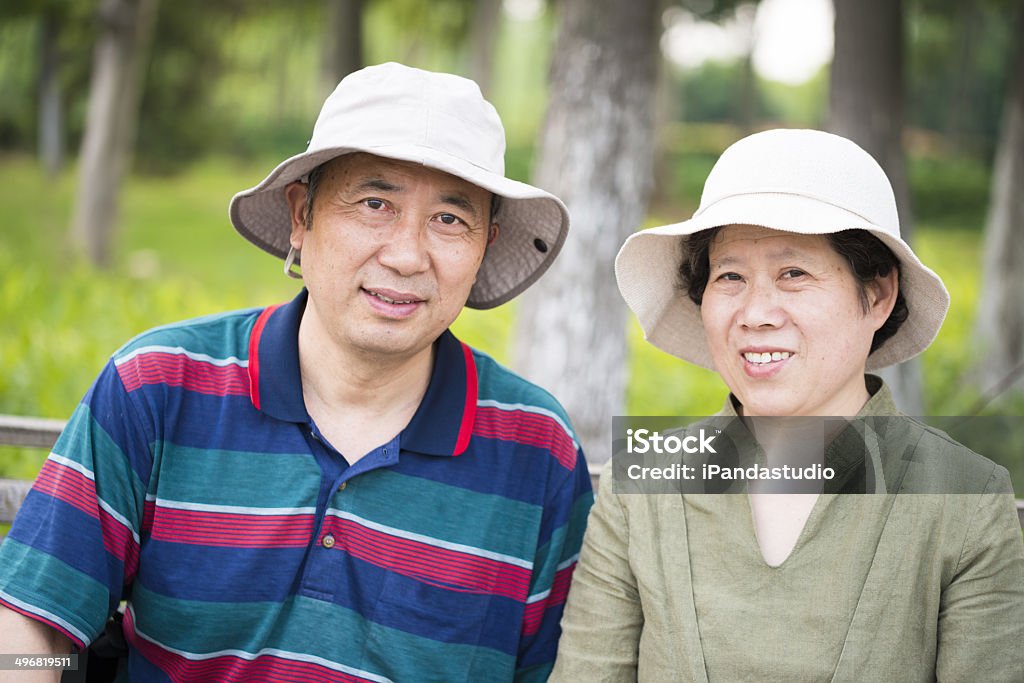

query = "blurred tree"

[
  {"left": 828, "top": 0, "right": 923, "bottom": 414},
  {"left": 513, "top": 0, "right": 661, "bottom": 463},
  {"left": 975, "top": 7, "right": 1024, "bottom": 399},
  {"left": 71, "top": 0, "right": 159, "bottom": 267},
  {"left": 0, "top": 0, "right": 93, "bottom": 175},
  {"left": 322, "top": 0, "right": 364, "bottom": 96},
  {"left": 465, "top": 0, "right": 503, "bottom": 97},
  {"left": 37, "top": 6, "right": 63, "bottom": 176}
]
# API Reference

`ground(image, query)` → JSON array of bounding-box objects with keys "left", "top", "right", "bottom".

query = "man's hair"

[
  {"left": 302, "top": 158, "right": 501, "bottom": 231},
  {"left": 678, "top": 227, "right": 908, "bottom": 354},
  {"left": 304, "top": 162, "right": 328, "bottom": 230}
]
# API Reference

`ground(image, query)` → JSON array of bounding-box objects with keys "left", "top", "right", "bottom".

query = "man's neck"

[{"left": 295, "top": 313, "right": 434, "bottom": 463}]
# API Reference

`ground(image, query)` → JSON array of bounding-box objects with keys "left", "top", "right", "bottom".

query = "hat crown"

[
  {"left": 698, "top": 129, "right": 900, "bottom": 237},
  {"left": 310, "top": 62, "right": 506, "bottom": 176}
]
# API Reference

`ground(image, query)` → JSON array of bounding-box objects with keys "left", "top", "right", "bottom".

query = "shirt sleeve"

[
  {"left": 0, "top": 359, "right": 150, "bottom": 648},
  {"left": 548, "top": 465, "right": 643, "bottom": 683},
  {"left": 514, "top": 446, "right": 594, "bottom": 682},
  {"left": 936, "top": 466, "right": 1024, "bottom": 682}
]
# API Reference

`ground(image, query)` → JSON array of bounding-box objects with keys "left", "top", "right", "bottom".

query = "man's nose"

[
  {"left": 376, "top": 213, "right": 430, "bottom": 275},
  {"left": 737, "top": 280, "right": 786, "bottom": 329}
]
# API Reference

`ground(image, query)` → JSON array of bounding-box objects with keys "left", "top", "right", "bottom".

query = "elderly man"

[{"left": 0, "top": 63, "right": 592, "bottom": 682}]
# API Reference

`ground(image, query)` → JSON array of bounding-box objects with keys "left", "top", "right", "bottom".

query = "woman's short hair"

[{"left": 679, "top": 227, "right": 909, "bottom": 355}]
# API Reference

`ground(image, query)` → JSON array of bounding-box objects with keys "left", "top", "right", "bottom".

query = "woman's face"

[{"left": 700, "top": 224, "right": 897, "bottom": 416}]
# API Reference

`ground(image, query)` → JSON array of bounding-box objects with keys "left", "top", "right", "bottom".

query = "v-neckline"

[{"left": 743, "top": 491, "right": 834, "bottom": 569}]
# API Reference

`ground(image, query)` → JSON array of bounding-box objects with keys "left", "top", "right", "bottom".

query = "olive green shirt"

[{"left": 551, "top": 381, "right": 1024, "bottom": 682}]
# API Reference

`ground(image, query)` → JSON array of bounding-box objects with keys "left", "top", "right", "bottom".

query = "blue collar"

[{"left": 246, "top": 289, "right": 477, "bottom": 457}]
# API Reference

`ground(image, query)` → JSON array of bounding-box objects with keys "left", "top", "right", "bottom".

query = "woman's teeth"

[{"left": 743, "top": 351, "right": 791, "bottom": 364}]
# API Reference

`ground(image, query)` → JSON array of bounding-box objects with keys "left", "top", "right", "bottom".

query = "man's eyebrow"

[
  {"left": 355, "top": 178, "right": 402, "bottom": 193},
  {"left": 439, "top": 193, "right": 480, "bottom": 219},
  {"left": 351, "top": 179, "right": 481, "bottom": 219}
]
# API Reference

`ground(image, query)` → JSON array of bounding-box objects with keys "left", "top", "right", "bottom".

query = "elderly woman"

[{"left": 550, "top": 130, "right": 1024, "bottom": 681}]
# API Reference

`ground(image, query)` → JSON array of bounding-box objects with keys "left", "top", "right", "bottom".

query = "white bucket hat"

[
  {"left": 615, "top": 128, "right": 950, "bottom": 371},
  {"left": 229, "top": 62, "right": 569, "bottom": 309}
]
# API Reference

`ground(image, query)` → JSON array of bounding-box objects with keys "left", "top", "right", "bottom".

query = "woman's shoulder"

[{"left": 889, "top": 417, "right": 1013, "bottom": 495}]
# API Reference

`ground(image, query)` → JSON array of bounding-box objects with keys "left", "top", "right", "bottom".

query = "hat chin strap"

[{"left": 284, "top": 246, "right": 303, "bottom": 280}]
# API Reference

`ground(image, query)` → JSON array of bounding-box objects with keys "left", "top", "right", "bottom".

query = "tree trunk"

[
  {"left": 513, "top": 0, "right": 661, "bottom": 464},
  {"left": 943, "top": 3, "right": 980, "bottom": 155},
  {"left": 466, "top": 0, "right": 503, "bottom": 97},
  {"left": 828, "top": 0, "right": 923, "bottom": 414},
  {"left": 37, "top": 11, "right": 64, "bottom": 177},
  {"left": 975, "top": 11, "right": 1024, "bottom": 398},
  {"left": 322, "top": 0, "right": 363, "bottom": 96},
  {"left": 70, "top": 0, "right": 159, "bottom": 268}
]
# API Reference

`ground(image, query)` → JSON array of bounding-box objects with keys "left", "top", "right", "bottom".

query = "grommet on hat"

[
  {"left": 229, "top": 62, "right": 570, "bottom": 309},
  {"left": 614, "top": 129, "right": 950, "bottom": 371}
]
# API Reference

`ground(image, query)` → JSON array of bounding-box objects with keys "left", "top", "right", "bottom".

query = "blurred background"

[{"left": 1, "top": 0, "right": 1023, "bottom": 482}]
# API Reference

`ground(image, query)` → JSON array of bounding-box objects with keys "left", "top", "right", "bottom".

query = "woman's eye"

[
  {"left": 717, "top": 272, "right": 742, "bottom": 282},
  {"left": 782, "top": 269, "right": 806, "bottom": 279}
]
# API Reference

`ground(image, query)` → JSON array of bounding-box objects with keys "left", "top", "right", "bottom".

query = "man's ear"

[
  {"left": 867, "top": 269, "right": 898, "bottom": 329},
  {"left": 284, "top": 181, "right": 309, "bottom": 249},
  {"left": 487, "top": 222, "right": 500, "bottom": 247}
]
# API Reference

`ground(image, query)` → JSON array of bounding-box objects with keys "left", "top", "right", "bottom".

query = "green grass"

[{"left": 0, "top": 150, "right": 1016, "bottom": 483}]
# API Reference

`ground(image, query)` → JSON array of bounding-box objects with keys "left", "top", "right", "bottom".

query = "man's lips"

[
  {"left": 362, "top": 287, "right": 424, "bottom": 305},
  {"left": 361, "top": 287, "right": 425, "bottom": 318}
]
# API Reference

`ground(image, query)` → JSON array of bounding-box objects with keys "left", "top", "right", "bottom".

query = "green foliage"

[
  {"left": 908, "top": 154, "right": 992, "bottom": 231},
  {"left": 906, "top": 2, "right": 1015, "bottom": 157},
  {"left": 489, "top": 7, "right": 554, "bottom": 149},
  {"left": 0, "top": 20, "right": 36, "bottom": 150},
  {"left": 758, "top": 65, "right": 829, "bottom": 127},
  {"left": 673, "top": 60, "right": 758, "bottom": 123},
  {"left": 669, "top": 59, "right": 827, "bottom": 129}
]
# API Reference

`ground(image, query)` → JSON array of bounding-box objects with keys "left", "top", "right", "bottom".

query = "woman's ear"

[{"left": 867, "top": 269, "right": 898, "bottom": 329}]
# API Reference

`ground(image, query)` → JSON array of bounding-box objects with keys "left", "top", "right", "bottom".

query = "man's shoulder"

[
  {"left": 112, "top": 306, "right": 265, "bottom": 364},
  {"left": 467, "top": 345, "right": 579, "bottom": 448}
]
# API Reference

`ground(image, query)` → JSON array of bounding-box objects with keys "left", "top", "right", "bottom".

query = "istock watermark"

[{"left": 610, "top": 415, "right": 1024, "bottom": 495}]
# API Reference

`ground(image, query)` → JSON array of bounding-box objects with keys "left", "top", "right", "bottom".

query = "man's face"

[
  {"left": 700, "top": 224, "right": 896, "bottom": 417},
  {"left": 286, "top": 153, "right": 495, "bottom": 364}
]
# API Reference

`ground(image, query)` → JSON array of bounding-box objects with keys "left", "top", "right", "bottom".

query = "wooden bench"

[{"left": 0, "top": 415, "right": 67, "bottom": 541}]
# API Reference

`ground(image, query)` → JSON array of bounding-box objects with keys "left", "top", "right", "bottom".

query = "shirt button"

[
  {"left": 321, "top": 534, "right": 335, "bottom": 549},
  {"left": 338, "top": 482, "right": 347, "bottom": 491}
]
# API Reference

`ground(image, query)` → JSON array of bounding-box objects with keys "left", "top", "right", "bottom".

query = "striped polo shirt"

[{"left": 0, "top": 290, "right": 593, "bottom": 682}]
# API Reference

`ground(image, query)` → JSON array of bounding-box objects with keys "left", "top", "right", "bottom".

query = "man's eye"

[
  {"left": 438, "top": 213, "right": 463, "bottom": 226},
  {"left": 364, "top": 198, "right": 386, "bottom": 210}
]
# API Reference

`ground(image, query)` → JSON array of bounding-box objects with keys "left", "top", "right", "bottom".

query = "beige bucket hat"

[
  {"left": 615, "top": 128, "right": 950, "bottom": 371},
  {"left": 230, "top": 62, "right": 569, "bottom": 309}
]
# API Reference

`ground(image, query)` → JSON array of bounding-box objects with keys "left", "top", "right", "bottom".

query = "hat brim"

[
  {"left": 229, "top": 144, "right": 569, "bottom": 309},
  {"left": 615, "top": 192, "right": 950, "bottom": 371}
]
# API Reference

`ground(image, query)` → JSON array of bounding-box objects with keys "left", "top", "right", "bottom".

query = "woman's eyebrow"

[
  {"left": 710, "top": 255, "right": 742, "bottom": 269},
  {"left": 711, "top": 247, "right": 820, "bottom": 269},
  {"left": 764, "top": 246, "right": 820, "bottom": 263}
]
